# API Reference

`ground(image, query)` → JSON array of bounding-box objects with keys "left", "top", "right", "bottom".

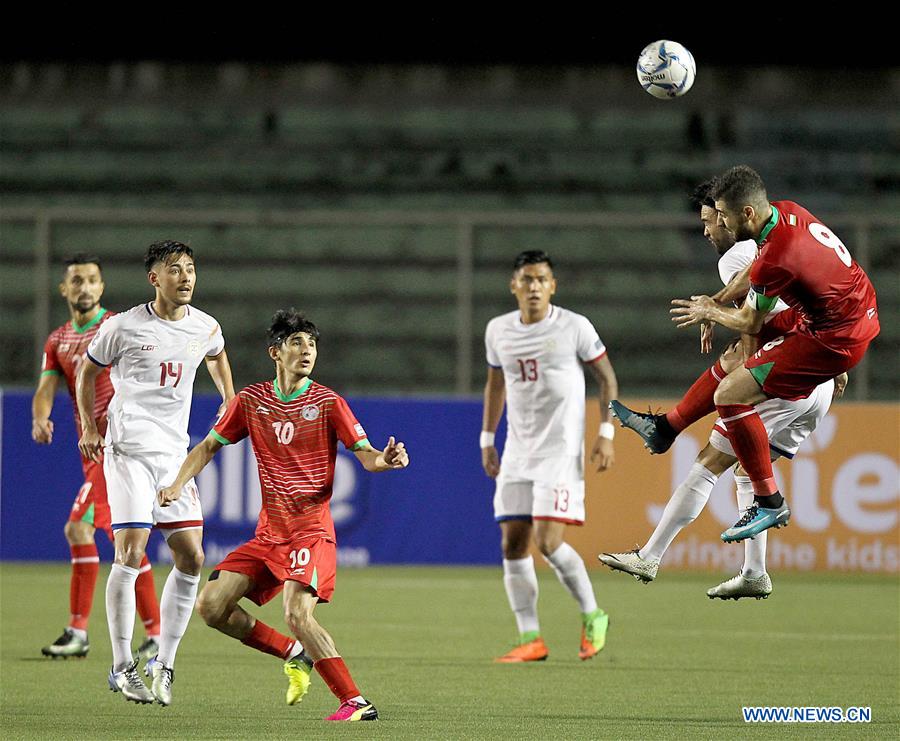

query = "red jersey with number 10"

[
  {"left": 41, "top": 308, "right": 115, "bottom": 437},
  {"left": 749, "top": 201, "right": 879, "bottom": 347},
  {"left": 213, "top": 378, "right": 368, "bottom": 544}
]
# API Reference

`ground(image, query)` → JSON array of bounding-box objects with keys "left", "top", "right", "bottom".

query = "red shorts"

[
  {"left": 68, "top": 459, "right": 113, "bottom": 540},
  {"left": 744, "top": 328, "right": 871, "bottom": 401},
  {"left": 215, "top": 536, "right": 337, "bottom": 605}
]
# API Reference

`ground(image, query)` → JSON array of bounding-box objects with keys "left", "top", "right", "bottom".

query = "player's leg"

[
  {"left": 494, "top": 476, "right": 546, "bottom": 662},
  {"left": 610, "top": 340, "right": 742, "bottom": 454},
  {"left": 42, "top": 488, "right": 98, "bottom": 658},
  {"left": 282, "top": 582, "right": 377, "bottom": 722},
  {"left": 196, "top": 550, "right": 312, "bottom": 706}
]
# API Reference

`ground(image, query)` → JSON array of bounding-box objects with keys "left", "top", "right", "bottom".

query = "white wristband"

[
  {"left": 599, "top": 422, "right": 615, "bottom": 441},
  {"left": 479, "top": 431, "right": 496, "bottom": 448}
]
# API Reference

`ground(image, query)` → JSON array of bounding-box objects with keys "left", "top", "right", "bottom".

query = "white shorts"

[
  {"left": 104, "top": 447, "right": 203, "bottom": 533},
  {"left": 709, "top": 379, "right": 834, "bottom": 460},
  {"left": 493, "top": 455, "right": 586, "bottom": 525}
]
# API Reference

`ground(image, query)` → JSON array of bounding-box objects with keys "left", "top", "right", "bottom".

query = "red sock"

[
  {"left": 666, "top": 360, "right": 726, "bottom": 433},
  {"left": 69, "top": 544, "right": 100, "bottom": 630},
  {"left": 135, "top": 555, "right": 161, "bottom": 637},
  {"left": 315, "top": 657, "right": 361, "bottom": 703},
  {"left": 241, "top": 620, "right": 296, "bottom": 660},
  {"left": 716, "top": 404, "right": 778, "bottom": 496}
]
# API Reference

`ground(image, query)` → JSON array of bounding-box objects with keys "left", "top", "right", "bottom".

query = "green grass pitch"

[{"left": 1, "top": 564, "right": 897, "bottom": 739}]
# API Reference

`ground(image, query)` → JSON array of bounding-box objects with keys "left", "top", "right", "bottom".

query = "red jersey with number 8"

[
  {"left": 749, "top": 200, "right": 879, "bottom": 347},
  {"left": 213, "top": 379, "right": 368, "bottom": 544}
]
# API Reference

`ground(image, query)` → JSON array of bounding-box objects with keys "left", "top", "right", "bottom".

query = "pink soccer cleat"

[{"left": 325, "top": 698, "right": 379, "bottom": 721}]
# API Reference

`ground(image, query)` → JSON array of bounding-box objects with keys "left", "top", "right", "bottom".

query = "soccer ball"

[{"left": 636, "top": 40, "right": 696, "bottom": 99}]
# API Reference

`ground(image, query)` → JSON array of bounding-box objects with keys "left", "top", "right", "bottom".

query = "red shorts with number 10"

[
  {"left": 68, "top": 458, "right": 113, "bottom": 540},
  {"left": 214, "top": 536, "right": 337, "bottom": 604}
]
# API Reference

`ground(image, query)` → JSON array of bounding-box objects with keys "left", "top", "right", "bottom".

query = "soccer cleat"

[
  {"left": 283, "top": 653, "right": 313, "bottom": 705},
  {"left": 494, "top": 636, "right": 549, "bottom": 663},
  {"left": 598, "top": 550, "right": 659, "bottom": 583},
  {"left": 721, "top": 502, "right": 791, "bottom": 543},
  {"left": 108, "top": 659, "right": 155, "bottom": 704},
  {"left": 41, "top": 628, "right": 89, "bottom": 659},
  {"left": 707, "top": 573, "right": 773, "bottom": 601},
  {"left": 325, "top": 699, "right": 379, "bottom": 721},
  {"left": 609, "top": 400, "right": 675, "bottom": 454},
  {"left": 147, "top": 657, "right": 174, "bottom": 706},
  {"left": 135, "top": 636, "right": 159, "bottom": 663},
  {"left": 579, "top": 609, "right": 609, "bottom": 660}
]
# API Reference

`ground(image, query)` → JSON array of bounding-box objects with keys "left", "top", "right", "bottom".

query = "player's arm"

[
  {"left": 833, "top": 372, "right": 849, "bottom": 400},
  {"left": 31, "top": 372, "right": 59, "bottom": 444},
  {"left": 481, "top": 366, "right": 506, "bottom": 479},
  {"left": 671, "top": 292, "right": 769, "bottom": 336},
  {"left": 352, "top": 436, "right": 409, "bottom": 472},
  {"left": 586, "top": 355, "right": 617, "bottom": 472},
  {"left": 157, "top": 435, "right": 224, "bottom": 507},
  {"left": 76, "top": 359, "right": 106, "bottom": 462},
  {"left": 711, "top": 265, "right": 752, "bottom": 306},
  {"left": 205, "top": 349, "right": 236, "bottom": 417}
]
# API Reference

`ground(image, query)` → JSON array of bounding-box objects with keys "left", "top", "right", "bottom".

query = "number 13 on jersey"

[{"left": 517, "top": 358, "right": 539, "bottom": 381}]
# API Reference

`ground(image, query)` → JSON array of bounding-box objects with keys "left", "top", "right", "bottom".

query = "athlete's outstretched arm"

[
  {"left": 699, "top": 265, "right": 754, "bottom": 353},
  {"left": 586, "top": 355, "right": 617, "bottom": 472},
  {"left": 352, "top": 437, "right": 409, "bottom": 472},
  {"left": 671, "top": 295, "right": 768, "bottom": 336},
  {"left": 158, "top": 434, "right": 224, "bottom": 507},
  {"left": 76, "top": 359, "right": 105, "bottom": 462},
  {"left": 481, "top": 366, "right": 506, "bottom": 478},
  {"left": 32, "top": 372, "right": 59, "bottom": 444},
  {"left": 205, "top": 349, "right": 236, "bottom": 418}
]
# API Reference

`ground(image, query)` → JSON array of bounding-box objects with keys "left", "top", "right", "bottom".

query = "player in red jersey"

[
  {"left": 670, "top": 166, "right": 880, "bottom": 542},
  {"left": 32, "top": 254, "right": 161, "bottom": 660},
  {"left": 157, "top": 309, "right": 409, "bottom": 721}
]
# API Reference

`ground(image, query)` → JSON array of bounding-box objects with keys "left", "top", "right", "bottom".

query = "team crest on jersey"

[
  {"left": 58, "top": 343, "right": 71, "bottom": 352},
  {"left": 301, "top": 404, "right": 320, "bottom": 421},
  {"left": 188, "top": 340, "right": 202, "bottom": 356},
  {"left": 544, "top": 339, "right": 557, "bottom": 351}
]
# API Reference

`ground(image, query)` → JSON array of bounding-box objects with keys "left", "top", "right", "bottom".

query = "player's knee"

[
  {"left": 501, "top": 536, "right": 529, "bottom": 560},
  {"left": 196, "top": 587, "right": 227, "bottom": 628},
  {"left": 64, "top": 520, "right": 94, "bottom": 546},
  {"left": 284, "top": 605, "right": 315, "bottom": 636},
  {"left": 534, "top": 534, "right": 562, "bottom": 557}
]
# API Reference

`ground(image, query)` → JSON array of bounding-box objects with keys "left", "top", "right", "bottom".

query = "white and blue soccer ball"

[{"left": 636, "top": 40, "right": 696, "bottom": 99}]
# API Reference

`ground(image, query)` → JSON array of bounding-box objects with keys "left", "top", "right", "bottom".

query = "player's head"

[
  {"left": 712, "top": 166, "right": 770, "bottom": 241},
  {"left": 510, "top": 250, "right": 556, "bottom": 315},
  {"left": 267, "top": 308, "right": 320, "bottom": 378},
  {"left": 145, "top": 240, "right": 195, "bottom": 306},
  {"left": 692, "top": 179, "right": 735, "bottom": 256},
  {"left": 59, "top": 253, "right": 104, "bottom": 313}
]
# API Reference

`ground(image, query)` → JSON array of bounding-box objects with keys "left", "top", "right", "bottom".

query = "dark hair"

[
  {"left": 690, "top": 178, "right": 718, "bottom": 210},
  {"left": 267, "top": 308, "right": 320, "bottom": 349},
  {"left": 711, "top": 166, "right": 768, "bottom": 210},
  {"left": 512, "top": 250, "right": 553, "bottom": 271},
  {"left": 144, "top": 240, "right": 194, "bottom": 272},
  {"left": 62, "top": 253, "right": 103, "bottom": 275}
]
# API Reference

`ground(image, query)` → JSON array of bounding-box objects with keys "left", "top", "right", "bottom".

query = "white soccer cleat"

[
  {"left": 598, "top": 549, "right": 659, "bottom": 583},
  {"left": 108, "top": 660, "right": 155, "bottom": 704},
  {"left": 148, "top": 657, "right": 174, "bottom": 706},
  {"left": 707, "top": 573, "right": 773, "bottom": 601}
]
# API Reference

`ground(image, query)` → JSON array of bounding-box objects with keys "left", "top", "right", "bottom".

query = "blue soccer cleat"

[
  {"left": 608, "top": 400, "right": 675, "bottom": 454},
  {"left": 721, "top": 502, "right": 791, "bottom": 543}
]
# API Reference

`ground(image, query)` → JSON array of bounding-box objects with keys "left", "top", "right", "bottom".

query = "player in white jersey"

[
  {"left": 601, "top": 181, "right": 846, "bottom": 599},
  {"left": 77, "top": 241, "right": 235, "bottom": 705},
  {"left": 482, "top": 250, "right": 619, "bottom": 663}
]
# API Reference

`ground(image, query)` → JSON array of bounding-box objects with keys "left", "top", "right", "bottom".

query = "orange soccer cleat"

[{"left": 494, "top": 636, "right": 549, "bottom": 663}]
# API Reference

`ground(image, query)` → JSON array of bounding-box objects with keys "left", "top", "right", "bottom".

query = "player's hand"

[
  {"left": 590, "top": 436, "right": 615, "bottom": 472},
  {"left": 833, "top": 372, "right": 849, "bottom": 400},
  {"left": 700, "top": 322, "right": 714, "bottom": 354},
  {"left": 481, "top": 446, "right": 500, "bottom": 479},
  {"left": 78, "top": 428, "right": 105, "bottom": 463},
  {"left": 381, "top": 436, "right": 409, "bottom": 469},
  {"left": 157, "top": 485, "right": 182, "bottom": 508},
  {"left": 32, "top": 418, "right": 54, "bottom": 444},
  {"left": 671, "top": 295, "right": 716, "bottom": 328}
]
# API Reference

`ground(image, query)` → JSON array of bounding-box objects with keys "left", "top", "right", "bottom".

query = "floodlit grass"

[{"left": 1, "top": 564, "right": 897, "bottom": 739}]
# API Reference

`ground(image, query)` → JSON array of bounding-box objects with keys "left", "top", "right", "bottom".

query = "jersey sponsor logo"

[
  {"left": 141, "top": 344, "right": 158, "bottom": 351},
  {"left": 256, "top": 405, "right": 271, "bottom": 415},
  {"left": 188, "top": 340, "right": 203, "bottom": 356},
  {"left": 867, "top": 308, "right": 876, "bottom": 319},
  {"left": 301, "top": 404, "right": 320, "bottom": 421}
]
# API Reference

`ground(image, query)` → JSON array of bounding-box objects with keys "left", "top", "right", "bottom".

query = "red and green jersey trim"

[
  {"left": 273, "top": 377, "right": 312, "bottom": 402},
  {"left": 71, "top": 307, "right": 108, "bottom": 334},
  {"left": 755, "top": 205, "right": 780, "bottom": 246},
  {"left": 210, "top": 430, "right": 233, "bottom": 446}
]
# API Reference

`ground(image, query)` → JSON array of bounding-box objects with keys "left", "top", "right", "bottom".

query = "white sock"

[
  {"left": 736, "top": 474, "right": 768, "bottom": 577},
  {"left": 68, "top": 627, "right": 88, "bottom": 641},
  {"left": 502, "top": 557, "right": 540, "bottom": 635},
  {"left": 156, "top": 568, "right": 201, "bottom": 669},
  {"left": 106, "top": 563, "right": 139, "bottom": 671},
  {"left": 286, "top": 641, "right": 305, "bottom": 660},
  {"left": 544, "top": 543, "right": 598, "bottom": 614},
  {"left": 641, "top": 463, "right": 719, "bottom": 562}
]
